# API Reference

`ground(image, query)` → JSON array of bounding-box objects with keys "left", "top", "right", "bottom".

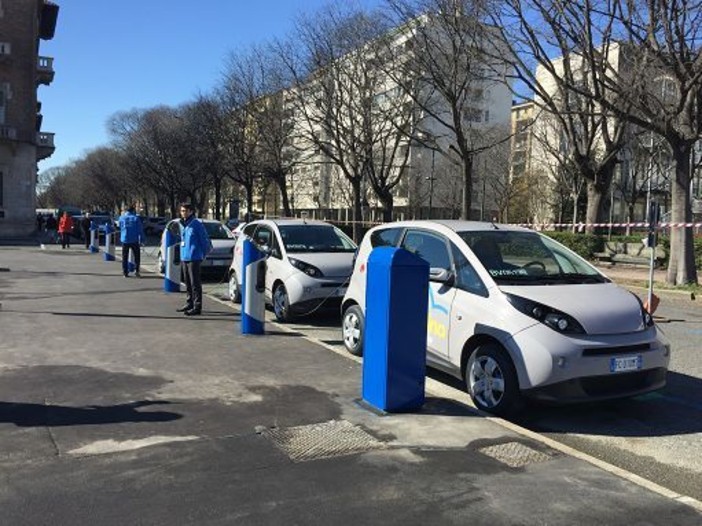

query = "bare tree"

[
  {"left": 276, "top": 4, "right": 408, "bottom": 240},
  {"left": 385, "top": 0, "right": 515, "bottom": 220},
  {"left": 220, "top": 44, "right": 301, "bottom": 218},
  {"left": 496, "top": 0, "right": 701, "bottom": 284}
]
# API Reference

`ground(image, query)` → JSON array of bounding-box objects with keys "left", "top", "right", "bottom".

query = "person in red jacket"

[{"left": 57, "top": 211, "right": 74, "bottom": 249}]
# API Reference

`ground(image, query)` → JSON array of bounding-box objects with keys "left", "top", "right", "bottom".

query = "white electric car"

[
  {"left": 158, "top": 219, "right": 237, "bottom": 275},
  {"left": 341, "top": 220, "right": 670, "bottom": 416},
  {"left": 228, "top": 219, "right": 357, "bottom": 322}
]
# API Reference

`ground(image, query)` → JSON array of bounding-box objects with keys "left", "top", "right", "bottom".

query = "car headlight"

[
  {"left": 505, "top": 293, "right": 585, "bottom": 334},
  {"left": 289, "top": 258, "right": 324, "bottom": 278}
]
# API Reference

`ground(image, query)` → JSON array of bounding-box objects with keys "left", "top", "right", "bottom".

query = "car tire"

[
  {"left": 228, "top": 271, "right": 241, "bottom": 304},
  {"left": 273, "top": 283, "right": 292, "bottom": 322},
  {"left": 342, "top": 305, "right": 364, "bottom": 356},
  {"left": 465, "top": 343, "right": 523, "bottom": 418}
]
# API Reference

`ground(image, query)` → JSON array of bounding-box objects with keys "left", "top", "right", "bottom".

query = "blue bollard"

[
  {"left": 89, "top": 221, "right": 99, "bottom": 253},
  {"left": 103, "top": 223, "right": 115, "bottom": 261},
  {"left": 362, "top": 247, "right": 429, "bottom": 413},
  {"left": 241, "top": 238, "right": 266, "bottom": 335},
  {"left": 163, "top": 229, "right": 180, "bottom": 292}
]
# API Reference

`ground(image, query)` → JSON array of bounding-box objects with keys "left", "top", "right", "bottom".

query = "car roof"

[
  {"left": 372, "top": 220, "right": 532, "bottom": 234},
  {"left": 250, "top": 218, "right": 337, "bottom": 227}
]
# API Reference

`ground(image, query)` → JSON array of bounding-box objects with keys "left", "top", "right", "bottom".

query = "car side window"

[
  {"left": 401, "top": 230, "right": 450, "bottom": 270},
  {"left": 450, "top": 242, "right": 488, "bottom": 296},
  {"left": 253, "top": 226, "right": 272, "bottom": 247},
  {"left": 243, "top": 223, "right": 257, "bottom": 237},
  {"left": 167, "top": 222, "right": 180, "bottom": 237},
  {"left": 370, "top": 227, "right": 402, "bottom": 248}
]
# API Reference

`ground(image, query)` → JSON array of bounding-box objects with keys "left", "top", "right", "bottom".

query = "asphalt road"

[{"left": 139, "top": 246, "right": 702, "bottom": 503}]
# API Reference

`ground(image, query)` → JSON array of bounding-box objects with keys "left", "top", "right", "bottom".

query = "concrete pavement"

[{"left": 0, "top": 244, "right": 700, "bottom": 525}]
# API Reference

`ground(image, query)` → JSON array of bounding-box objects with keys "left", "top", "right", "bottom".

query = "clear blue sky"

[{"left": 37, "top": 0, "right": 379, "bottom": 174}]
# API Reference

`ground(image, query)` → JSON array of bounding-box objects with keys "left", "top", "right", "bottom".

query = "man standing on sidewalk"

[
  {"left": 80, "top": 212, "right": 92, "bottom": 250},
  {"left": 118, "top": 205, "right": 145, "bottom": 278},
  {"left": 177, "top": 203, "right": 211, "bottom": 316}
]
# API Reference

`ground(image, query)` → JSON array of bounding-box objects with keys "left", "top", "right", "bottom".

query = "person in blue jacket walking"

[
  {"left": 118, "top": 205, "right": 145, "bottom": 278},
  {"left": 177, "top": 203, "right": 212, "bottom": 316}
]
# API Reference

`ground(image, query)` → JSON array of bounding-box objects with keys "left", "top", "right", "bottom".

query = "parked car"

[
  {"left": 157, "top": 219, "right": 237, "bottom": 275},
  {"left": 69, "top": 214, "right": 113, "bottom": 240},
  {"left": 228, "top": 219, "right": 357, "bottom": 322},
  {"left": 143, "top": 216, "right": 168, "bottom": 236},
  {"left": 340, "top": 220, "right": 670, "bottom": 417}
]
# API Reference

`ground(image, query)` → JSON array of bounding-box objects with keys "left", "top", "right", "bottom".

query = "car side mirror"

[{"left": 429, "top": 268, "right": 455, "bottom": 287}]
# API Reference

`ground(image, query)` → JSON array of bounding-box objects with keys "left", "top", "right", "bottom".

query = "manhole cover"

[
  {"left": 261, "top": 420, "right": 384, "bottom": 462},
  {"left": 477, "top": 441, "right": 553, "bottom": 468}
]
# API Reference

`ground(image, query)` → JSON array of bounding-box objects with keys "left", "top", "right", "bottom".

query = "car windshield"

[
  {"left": 203, "top": 222, "right": 232, "bottom": 240},
  {"left": 458, "top": 230, "right": 608, "bottom": 285},
  {"left": 279, "top": 225, "right": 356, "bottom": 253}
]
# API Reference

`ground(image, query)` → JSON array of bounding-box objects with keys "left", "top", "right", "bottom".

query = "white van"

[{"left": 341, "top": 220, "right": 670, "bottom": 416}]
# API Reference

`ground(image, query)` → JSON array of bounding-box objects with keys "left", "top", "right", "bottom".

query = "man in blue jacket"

[
  {"left": 118, "top": 205, "right": 145, "bottom": 278},
  {"left": 178, "top": 203, "right": 212, "bottom": 316}
]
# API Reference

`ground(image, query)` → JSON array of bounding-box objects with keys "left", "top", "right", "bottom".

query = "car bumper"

[
  {"left": 503, "top": 323, "right": 670, "bottom": 401},
  {"left": 283, "top": 274, "right": 349, "bottom": 312}
]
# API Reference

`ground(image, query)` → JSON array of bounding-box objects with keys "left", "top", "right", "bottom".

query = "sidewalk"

[{"left": 0, "top": 245, "right": 700, "bottom": 524}]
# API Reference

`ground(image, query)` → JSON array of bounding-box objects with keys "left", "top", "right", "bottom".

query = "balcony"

[
  {"left": 36, "top": 132, "right": 55, "bottom": 160},
  {"left": 37, "top": 56, "right": 55, "bottom": 85}
]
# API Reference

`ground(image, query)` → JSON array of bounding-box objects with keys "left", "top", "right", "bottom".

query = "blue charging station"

[
  {"left": 103, "top": 222, "right": 115, "bottom": 261},
  {"left": 241, "top": 238, "right": 266, "bottom": 335},
  {"left": 89, "top": 221, "right": 99, "bottom": 253},
  {"left": 362, "top": 247, "right": 429, "bottom": 413},
  {"left": 163, "top": 229, "right": 180, "bottom": 292}
]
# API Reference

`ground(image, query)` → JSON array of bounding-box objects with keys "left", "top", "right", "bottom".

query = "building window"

[{"left": 0, "top": 85, "right": 6, "bottom": 124}]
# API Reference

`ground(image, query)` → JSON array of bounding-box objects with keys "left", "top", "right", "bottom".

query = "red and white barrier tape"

[{"left": 513, "top": 222, "right": 702, "bottom": 229}]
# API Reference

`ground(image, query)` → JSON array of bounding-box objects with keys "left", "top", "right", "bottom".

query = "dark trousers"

[
  {"left": 182, "top": 260, "right": 203, "bottom": 311},
  {"left": 83, "top": 228, "right": 90, "bottom": 249},
  {"left": 60, "top": 232, "right": 71, "bottom": 248},
  {"left": 121, "top": 243, "right": 140, "bottom": 275}
]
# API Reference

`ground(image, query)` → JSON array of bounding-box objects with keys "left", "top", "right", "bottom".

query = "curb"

[{"left": 206, "top": 291, "right": 702, "bottom": 515}]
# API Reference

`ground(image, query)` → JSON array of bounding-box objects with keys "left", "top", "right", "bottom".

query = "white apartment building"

[{"left": 279, "top": 14, "right": 514, "bottom": 223}]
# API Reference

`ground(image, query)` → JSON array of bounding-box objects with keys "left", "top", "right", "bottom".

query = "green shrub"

[{"left": 542, "top": 231, "right": 603, "bottom": 259}]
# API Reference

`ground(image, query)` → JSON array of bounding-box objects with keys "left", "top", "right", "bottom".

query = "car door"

[
  {"left": 400, "top": 229, "right": 456, "bottom": 362},
  {"left": 446, "top": 241, "right": 494, "bottom": 369}
]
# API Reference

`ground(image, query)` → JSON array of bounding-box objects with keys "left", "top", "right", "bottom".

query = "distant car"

[
  {"left": 158, "top": 219, "right": 237, "bottom": 275},
  {"left": 225, "top": 218, "right": 241, "bottom": 230},
  {"left": 70, "top": 214, "right": 113, "bottom": 240},
  {"left": 228, "top": 219, "right": 357, "bottom": 322},
  {"left": 143, "top": 216, "right": 168, "bottom": 236}
]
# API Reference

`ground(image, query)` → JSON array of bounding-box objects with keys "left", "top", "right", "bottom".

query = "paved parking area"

[{"left": 0, "top": 245, "right": 700, "bottom": 524}]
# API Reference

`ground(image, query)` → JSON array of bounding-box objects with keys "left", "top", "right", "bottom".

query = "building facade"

[{"left": 0, "top": 0, "right": 58, "bottom": 237}]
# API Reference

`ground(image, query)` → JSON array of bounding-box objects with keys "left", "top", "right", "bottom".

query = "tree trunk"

[
  {"left": 245, "top": 184, "right": 254, "bottom": 222},
  {"left": 275, "top": 175, "right": 292, "bottom": 217},
  {"left": 667, "top": 144, "right": 698, "bottom": 285},
  {"left": 461, "top": 155, "right": 474, "bottom": 220},
  {"left": 352, "top": 179, "right": 362, "bottom": 243},
  {"left": 585, "top": 181, "right": 603, "bottom": 233},
  {"left": 379, "top": 192, "right": 393, "bottom": 223},
  {"left": 214, "top": 179, "right": 222, "bottom": 220}
]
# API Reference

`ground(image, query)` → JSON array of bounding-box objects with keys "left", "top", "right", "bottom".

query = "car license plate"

[
  {"left": 336, "top": 287, "right": 347, "bottom": 297},
  {"left": 210, "top": 259, "right": 229, "bottom": 266},
  {"left": 610, "top": 355, "right": 642, "bottom": 373}
]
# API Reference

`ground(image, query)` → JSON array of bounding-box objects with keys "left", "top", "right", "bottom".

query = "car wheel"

[
  {"left": 342, "top": 305, "right": 364, "bottom": 356},
  {"left": 228, "top": 271, "right": 241, "bottom": 304},
  {"left": 157, "top": 252, "right": 165, "bottom": 274},
  {"left": 273, "top": 283, "right": 292, "bottom": 322},
  {"left": 466, "top": 343, "right": 522, "bottom": 418}
]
